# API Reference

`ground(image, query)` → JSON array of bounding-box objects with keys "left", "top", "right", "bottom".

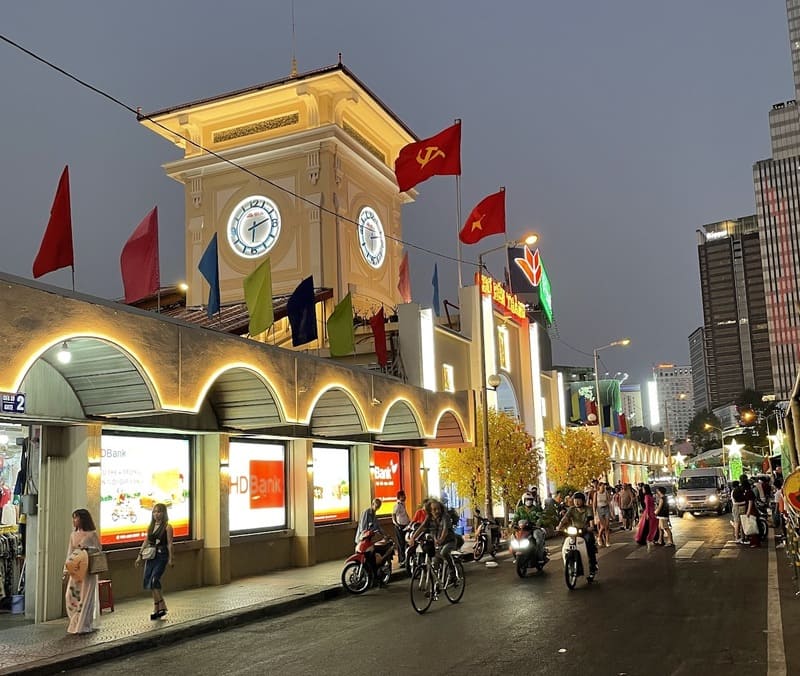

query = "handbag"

[
  {"left": 88, "top": 551, "right": 109, "bottom": 574},
  {"left": 740, "top": 513, "right": 759, "bottom": 536},
  {"left": 140, "top": 544, "right": 156, "bottom": 560}
]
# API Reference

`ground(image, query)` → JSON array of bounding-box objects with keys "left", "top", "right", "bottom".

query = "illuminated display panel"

[
  {"left": 373, "top": 449, "right": 402, "bottom": 516},
  {"left": 228, "top": 440, "right": 287, "bottom": 533},
  {"left": 312, "top": 446, "right": 351, "bottom": 524},
  {"left": 99, "top": 434, "right": 191, "bottom": 547}
]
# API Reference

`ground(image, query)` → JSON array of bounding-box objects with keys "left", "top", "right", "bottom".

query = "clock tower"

[{"left": 139, "top": 62, "right": 416, "bottom": 328}]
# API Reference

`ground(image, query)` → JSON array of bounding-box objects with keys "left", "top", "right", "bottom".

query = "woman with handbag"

[
  {"left": 135, "top": 503, "right": 173, "bottom": 620},
  {"left": 63, "top": 508, "right": 102, "bottom": 634}
]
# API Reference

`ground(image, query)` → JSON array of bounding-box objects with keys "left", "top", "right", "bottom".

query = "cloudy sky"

[{"left": 0, "top": 1, "right": 792, "bottom": 388}]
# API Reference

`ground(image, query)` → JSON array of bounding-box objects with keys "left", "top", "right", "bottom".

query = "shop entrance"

[{"left": 0, "top": 422, "right": 34, "bottom": 629}]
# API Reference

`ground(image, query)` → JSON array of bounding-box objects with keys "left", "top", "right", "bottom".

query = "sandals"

[{"left": 150, "top": 601, "right": 168, "bottom": 620}]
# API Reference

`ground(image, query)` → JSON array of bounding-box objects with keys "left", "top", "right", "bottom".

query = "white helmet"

[{"left": 522, "top": 492, "right": 535, "bottom": 505}]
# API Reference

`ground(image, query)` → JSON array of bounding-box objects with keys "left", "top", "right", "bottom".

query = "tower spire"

[{"left": 290, "top": 0, "right": 297, "bottom": 77}]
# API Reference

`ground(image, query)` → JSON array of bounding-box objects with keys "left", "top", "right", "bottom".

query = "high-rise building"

[
  {"left": 688, "top": 327, "right": 709, "bottom": 412},
  {"left": 752, "top": 0, "right": 800, "bottom": 398},
  {"left": 696, "top": 218, "right": 773, "bottom": 407},
  {"left": 653, "top": 364, "right": 694, "bottom": 444}
]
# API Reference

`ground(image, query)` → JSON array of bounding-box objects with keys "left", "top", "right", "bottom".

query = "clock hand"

[{"left": 248, "top": 218, "right": 268, "bottom": 232}]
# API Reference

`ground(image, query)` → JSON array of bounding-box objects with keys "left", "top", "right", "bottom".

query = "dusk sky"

[{"left": 0, "top": 1, "right": 792, "bottom": 390}]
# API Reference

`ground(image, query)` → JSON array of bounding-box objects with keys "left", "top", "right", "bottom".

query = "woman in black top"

[
  {"left": 655, "top": 486, "right": 674, "bottom": 547},
  {"left": 135, "top": 503, "right": 174, "bottom": 620}
]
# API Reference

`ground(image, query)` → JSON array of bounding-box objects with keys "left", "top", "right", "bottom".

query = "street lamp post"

[
  {"left": 476, "top": 234, "right": 538, "bottom": 519},
  {"left": 592, "top": 339, "right": 631, "bottom": 432}
]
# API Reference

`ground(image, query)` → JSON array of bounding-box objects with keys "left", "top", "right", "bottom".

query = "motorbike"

[
  {"left": 510, "top": 520, "right": 548, "bottom": 577},
  {"left": 754, "top": 499, "right": 770, "bottom": 541},
  {"left": 341, "top": 529, "right": 396, "bottom": 594},
  {"left": 473, "top": 516, "right": 501, "bottom": 561},
  {"left": 561, "top": 526, "right": 594, "bottom": 590}
]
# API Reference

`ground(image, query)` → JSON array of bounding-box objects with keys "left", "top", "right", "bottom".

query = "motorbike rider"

[
  {"left": 355, "top": 498, "right": 386, "bottom": 583},
  {"left": 512, "top": 491, "right": 547, "bottom": 565},
  {"left": 556, "top": 491, "right": 598, "bottom": 577}
]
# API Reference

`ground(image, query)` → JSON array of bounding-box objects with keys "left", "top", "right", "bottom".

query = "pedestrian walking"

[
  {"left": 619, "top": 483, "right": 636, "bottom": 530},
  {"left": 593, "top": 482, "right": 611, "bottom": 547},
  {"left": 391, "top": 491, "right": 410, "bottom": 566},
  {"left": 730, "top": 481, "right": 745, "bottom": 543},
  {"left": 63, "top": 508, "right": 102, "bottom": 634},
  {"left": 739, "top": 476, "right": 760, "bottom": 548},
  {"left": 635, "top": 484, "right": 658, "bottom": 551},
  {"left": 655, "top": 486, "right": 674, "bottom": 547},
  {"left": 135, "top": 503, "right": 174, "bottom": 620}
]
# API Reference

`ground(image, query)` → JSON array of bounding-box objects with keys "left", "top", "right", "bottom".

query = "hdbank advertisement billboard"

[
  {"left": 228, "top": 441, "right": 286, "bottom": 532},
  {"left": 99, "top": 434, "right": 190, "bottom": 546},
  {"left": 312, "top": 446, "right": 351, "bottom": 524},
  {"left": 374, "top": 449, "right": 402, "bottom": 516}
]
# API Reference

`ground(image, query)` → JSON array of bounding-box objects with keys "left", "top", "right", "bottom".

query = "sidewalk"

[{"left": 0, "top": 559, "right": 364, "bottom": 675}]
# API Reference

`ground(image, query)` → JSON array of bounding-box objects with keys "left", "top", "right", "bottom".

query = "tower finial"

[{"left": 290, "top": 0, "right": 298, "bottom": 77}]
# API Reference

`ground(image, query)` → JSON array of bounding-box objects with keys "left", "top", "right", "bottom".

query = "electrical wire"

[{"left": 0, "top": 33, "right": 476, "bottom": 268}]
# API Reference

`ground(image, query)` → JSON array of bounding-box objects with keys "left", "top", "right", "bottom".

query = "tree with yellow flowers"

[
  {"left": 439, "top": 406, "right": 539, "bottom": 519},
  {"left": 544, "top": 427, "right": 611, "bottom": 492}
]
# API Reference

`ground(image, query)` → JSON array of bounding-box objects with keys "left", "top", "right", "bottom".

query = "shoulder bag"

[
  {"left": 88, "top": 551, "right": 109, "bottom": 574},
  {"left": 140, "top": 543, "right": 156, "bottom": 560}
]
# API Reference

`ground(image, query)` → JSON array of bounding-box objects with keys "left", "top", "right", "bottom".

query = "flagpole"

[
  {"left": 71, "top": 266, "right": 75, "bottom": 293},
  {"left": 455, "top": 115, "right": 464, "bottom": 288}
]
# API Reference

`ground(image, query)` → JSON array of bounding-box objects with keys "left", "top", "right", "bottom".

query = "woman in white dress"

[{"left": 63, "top": 508, "right": 101, "bottom": 634}]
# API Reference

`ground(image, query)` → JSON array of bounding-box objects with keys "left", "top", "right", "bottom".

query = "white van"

[{"left": 676, "top": 468, "right": 730, "bottom": 517}]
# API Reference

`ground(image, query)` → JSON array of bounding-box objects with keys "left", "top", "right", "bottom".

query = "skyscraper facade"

[
  {"left": 752, "top": 0, "right": 800, "bottom": 398},
  {"left": 696, "top": 218, "right": 773, "bottom": 408},
  {"left": 688, "top": 327, "right": 709, "bottom": 413},
  {"left": 653, "top": 364, "right": 694, "bottom": 444}
]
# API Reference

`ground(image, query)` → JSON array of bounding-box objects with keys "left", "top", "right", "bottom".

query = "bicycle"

[{"left": 409, "top": 534, "right": 465, "bottom": 614}]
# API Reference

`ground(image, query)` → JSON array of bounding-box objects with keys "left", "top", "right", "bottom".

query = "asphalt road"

[{"left": 73, "top": 514, "right": 785, "bottom": 676}]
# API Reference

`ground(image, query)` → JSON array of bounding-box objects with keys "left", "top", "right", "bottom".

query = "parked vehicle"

[
  {"left": 510, "top": 520, "right": 549, "bottom": 578},
  {"left": 341, "top": 529, "right": 395, "bottom": 594},
  {"left": 473, "top": 516, "right": 501, "bottom": 561},
  {"left": 676, "top": 468, "right": 731, "bottom": 517},
  {"left": 561, "top": 527, "right": 594, "bottom": 590}
]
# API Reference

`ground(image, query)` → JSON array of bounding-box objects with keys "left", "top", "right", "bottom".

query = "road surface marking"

[
  {"left": 715, "top": 541, "right": 741, "bottom": 559},
  {"left": 767, "top": 538, "right": 787, "bottom": 675},
  {"left": 625, "top": 546, "right": 650, "bottom": 559},
  {"left": 674, "top": 540, "right": 704, "bottom": 559}
]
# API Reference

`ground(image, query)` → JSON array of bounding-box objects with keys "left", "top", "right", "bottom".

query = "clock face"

[
  {"left": 357, "top": 207, "right": 386, "bottom": 269},
  {"left": 227, "top": 195, "right": 281, "bottom": 258}
]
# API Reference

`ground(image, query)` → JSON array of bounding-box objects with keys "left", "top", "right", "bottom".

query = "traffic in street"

[{"left": 71, "top": 513, "right": 795, "bottom": 676}]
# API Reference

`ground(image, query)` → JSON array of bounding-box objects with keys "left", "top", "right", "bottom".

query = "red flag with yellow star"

[
  {"left": 459, "top": 188, "right": 506, "bottom": 245},
  {"left": 394, "top": 122, "right": 461, "bottom": 192}
]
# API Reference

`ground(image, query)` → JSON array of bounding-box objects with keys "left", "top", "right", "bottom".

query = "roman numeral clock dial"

[
  {"left": 357, "top": 206, "right": 386, "bottom": 269},
  {"left": 227, "top": 195, "right": 281, "bottom": 258}
]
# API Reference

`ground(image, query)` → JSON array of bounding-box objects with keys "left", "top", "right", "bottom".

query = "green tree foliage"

[
  {"left": 544, "top": 427, "right": 611, "bottom": 490},
  {"left": 439, "top": 407, "right": 539, "bottom": 517},
  {"left": 687, "top": 409, "right": 721, "bottom": 452}
]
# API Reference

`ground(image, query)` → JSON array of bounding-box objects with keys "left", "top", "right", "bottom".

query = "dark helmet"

[{"left": 573, "top": 491, "right": 586, "bottom": 503}]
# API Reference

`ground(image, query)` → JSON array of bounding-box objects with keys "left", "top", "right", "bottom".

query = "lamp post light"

[
  {"left": 476, "top": 234, "right": 537, "bottom": 519},
  {"left": 592, "top": 339, "right": 631, "bottom": 432}
]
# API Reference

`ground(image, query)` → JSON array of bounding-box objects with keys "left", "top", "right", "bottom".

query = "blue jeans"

[{"left": 143, "top": 552, "right": 168, "bottom": 590}]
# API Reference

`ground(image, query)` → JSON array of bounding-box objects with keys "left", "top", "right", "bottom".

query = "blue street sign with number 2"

[{"left": 1, "top": 392, "right": 25, "bottom": 414}]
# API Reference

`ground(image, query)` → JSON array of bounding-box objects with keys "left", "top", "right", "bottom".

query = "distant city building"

[
  {"left": 653, "top": 364, "right": 694, "bottom": 443},
  {"left": 688, "top": 327, "right": 709, "bottom": 412},
  {"left": 696, "top": 218, "right": 773, "bottom": 407},
  {"left": 752, "top": 0, "right": 800, "bottom": 398},
  {"left": 620, "top": 384, "right": 644, "bottom": 429}
]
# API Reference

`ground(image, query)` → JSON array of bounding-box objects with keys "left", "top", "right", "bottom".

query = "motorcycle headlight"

[
  {"left": 708, "top": 495, "right": 718, "bottom": 503},
  {"left": 566, "top": 526, "right": 578, "bottom": 536}
]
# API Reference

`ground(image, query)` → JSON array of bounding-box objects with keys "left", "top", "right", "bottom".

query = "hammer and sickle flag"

[
  {"left": 459, "top": 188, "right": 506, "bottom": 245},
  {"left": 394, "top": 122, "right": 461, "bottom": 192}
]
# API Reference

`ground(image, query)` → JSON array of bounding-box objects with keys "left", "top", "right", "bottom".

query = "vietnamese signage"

[
  {"left": 374, "top": 449, "right": 402, "bottom": 516},
  {"left": 0, "top": 392, "right": 25, "bottom": 415},
  {"left": 476, "top": 273, "right": 526, "bottom": 321},
  {"left": 229, "top": 440, "right": 286, "bottom": 532},
  {"left": 99, "top": 434, "right": 191, "bottom": 546},
  {"left": 312, "top": 446, "right": 351, "bottom": 524}
]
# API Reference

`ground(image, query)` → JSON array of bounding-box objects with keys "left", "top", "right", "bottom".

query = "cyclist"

[
  {"left": 409, "top": 498, "right": 458, "bottom": 583},
  {"left": 556, "top": 491, "right": 598, "bottom": 578}
]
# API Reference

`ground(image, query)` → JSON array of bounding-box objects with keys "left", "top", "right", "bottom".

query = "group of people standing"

[{"left": 62, "top": 503, "right": 174, "bottom": 634}]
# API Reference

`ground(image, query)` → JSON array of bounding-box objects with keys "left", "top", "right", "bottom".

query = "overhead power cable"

[{"left": 0, "top": 33, "right": 473, "bottom": 267}]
